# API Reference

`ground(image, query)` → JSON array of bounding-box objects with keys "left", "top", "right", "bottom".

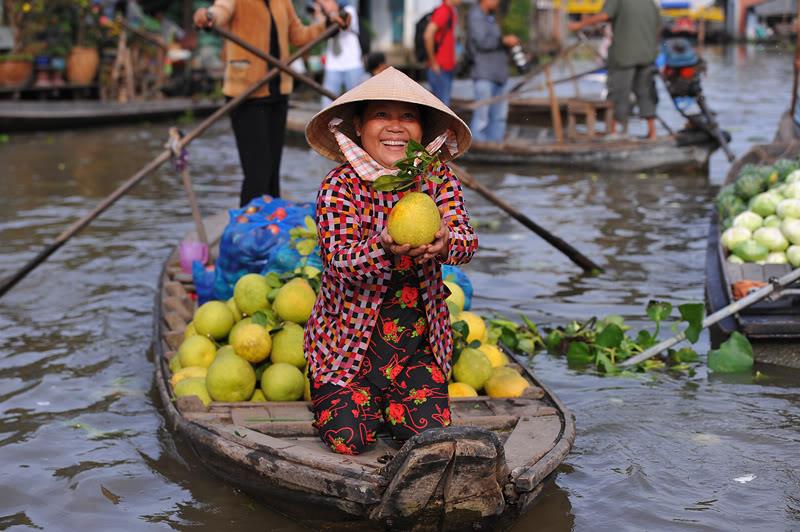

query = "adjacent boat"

[
  {"left": 704, "top": 140, "right": 800, "bottom": 368},
  {"left": 153, "top": 213, "right": 575, "bottom": 529},
  {"left": 0, "top": 98, "right": 221, "bottom": 132},
  {"left": 285, "top": 104, "right": 722, "bottom": 173}
]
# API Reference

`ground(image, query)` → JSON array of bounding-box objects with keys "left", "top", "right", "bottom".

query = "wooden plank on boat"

[
  {"left": 507, "top": 415, "right": 563, "bottom": 491},
  {"left": 442, "top": 438, "right": 507, "bottom": 516},
  {"left": 370, "top": 441, "right": 455, "bottom": 519}
]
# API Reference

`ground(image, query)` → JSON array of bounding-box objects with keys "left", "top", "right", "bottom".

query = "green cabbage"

[
  {"left": 786, "top": 169, "right": 800, "bottom": 184},
  {"left": 749, "top": 191, "right": 782, "bottom": 217},
  {"left": 733, "top": 239, "right": 769, "bottom": 262},
  {"left": 753, "top": 227, "right": 789, "bottom": 251},
  {"left": 764, "top": 215, "right": 782, "bottom": 228},
  {"left": 732, "top": 211, "right": 763, "bottom": 232},
  {"left": 783, "top": 182, "right": 800, "bottom": 199},
  {"left": 721, "top": 227, "right": 751, "bottom": 250},
  {"left": 766, "top": 252, "right": 788, "bottom": 264},
  {"left": 787, "top": 245, "right": 800, "bottom": 267},
  {"left": 772, "top": 159, "right": 798, "bottom": 181},
  {"left": 780, "top": 218, "right": 800, "bottom": 245},
  {"left": 777, "top": 199, "right": 800, "bottom": 219},
  {"left": 727, "top": 254, "right": 745, "bottom": 264},
  {"left": 734, "top": 171, "right": 767, "bottom": 200}
]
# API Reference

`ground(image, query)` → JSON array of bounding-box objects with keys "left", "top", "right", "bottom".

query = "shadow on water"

[{"left": 1, "top": 45, "right": 799, "bottom": 531}]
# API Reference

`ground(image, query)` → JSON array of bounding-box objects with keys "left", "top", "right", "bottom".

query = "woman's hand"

[
  {"left": 193, "top": 7, "right": 214, "bottom": 28},
  {"left": 379, "top": 209, "right": 450, "bottom": 264}
]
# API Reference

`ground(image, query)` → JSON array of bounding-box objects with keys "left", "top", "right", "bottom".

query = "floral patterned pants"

[{"left": 311, "top": 258, "right": 451, "bottom": 455}]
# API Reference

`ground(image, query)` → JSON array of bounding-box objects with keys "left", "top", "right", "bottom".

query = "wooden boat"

[
  {"left": 285, "top": 104, "right": 722, "bottom": 173},
  {"left": 153, "top": 213, "right": 575, "bottom": 528},
  {"left": 704, "top": 140, "right": 800, "bottom": 368},
  {"left": 0, "top": 98, "right": 221, "bottom": 132}
]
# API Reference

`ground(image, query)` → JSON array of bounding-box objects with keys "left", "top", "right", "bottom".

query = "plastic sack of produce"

[
  {"left": 211, "top": 196, "right": 315, "bottom": 300},
  {"left": 192, "top": 261, "right": 216, "bottom": 305},
  {"left": 262, "top": 241, "right": 323, "bottom": 275},
  {"left": 442, "top": 265, "right": 473, "bottom": 310}
]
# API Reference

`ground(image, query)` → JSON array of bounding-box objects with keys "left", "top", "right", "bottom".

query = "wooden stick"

[
  {"left": 545, "top": 65, "right": 564, "bottom": 143},
  {"left": 169, "top": 128, "right": 209, "bottom": 246},
  {"left": 450, "top": 163, "right": 603, "bottom": 274},
  {"left": 0, "top": 24, "right": 341, "bottom": 299},
  {"left": 621, "top": 267, "right": 800, "bottom": 366},
  {"left": 792, "top": 1, "right": 800, "bottom": 117}
]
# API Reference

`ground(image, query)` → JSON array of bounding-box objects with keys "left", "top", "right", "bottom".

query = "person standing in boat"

[
  {"left": 568, "top": 0, "right": 660, "bottom": 139},
  {"left": 316, "top": 0, "right": 366, "bottom": 107},
  {"left": 467, "top": 0, "right": 520, "bottom": 143},
  {"left": 303, "top": 68, "right": 476, "bottom": 455},
  {"left": 424, "top": 0, "right": 461, "bottom": 105},
  {"left": 193, "top": 0, "right": 346, "bottom": 206}
]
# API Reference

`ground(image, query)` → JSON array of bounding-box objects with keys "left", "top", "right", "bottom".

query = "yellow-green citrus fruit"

[
  {"left": 233, "top": 273, "right": 271, "bottom": 316},
  {"left": 452, "top": 347, "right": 493, "bottom": 391},
  {"left": 216, "top": 345, "right": 235, "bottom": 358},
  {"left": 226, "top": 297, "right": 243, "bottom": 323},
  {"left": 228, "top": 317, "right": 253, "bottom": 346},
  {"left": 491, "top": 366, "right": 520, "bottom": 379},
  {"left": 448, "top": 382, "right": 478, "bottom": 397},
  {"left": 170, "top": 366, "right": 208, "bottom": 388},
  {"left": 193, "top": 300, "right": 235, "bottom": 340},
  {"left": 206, "top": 351, "right": 256, "bottom": 402},
  {"left": 183, "top": 321, "right": 197, "bottom": 340},
  {"left": 445, "top": 281, "right": 466, "bottom": 312},
  {"left": 273, "top": 278, "right": 316, "bottom": 324},
  {"left": 270, "top": 322, "right": 306, "bottom": 369},
  {"left": 254, "top": 361, "right": 272, "bottom": 381},
  {"left": 174, "top": 377, "right": 212, "bottom": 407},
  {"left": 178, "top": 335, "right": 217, "bottom": 368},
  {"left": 303, "top": 364, "right": 311, "bottom": 402},
  {"left": 478, "top": 343, "right": 509, "bottom": 368},
  {"left": 457, "top": 311, "right": 487, "bottom": 343},
  {"left": 387, "top": 192, "right": 441, "bottom": 247},
  {"left": 261, "top": 362, "right": 305, "bottom": 401},
  {"left": 250, "top": 389, "right": 267, "bottom": 402},
  {"left": 484, "top": 372, "right": 530, "bottom": 398},
  {"left": 168, "top": 355, "right": 182, "bottom": 374},
  {"left": 230, "top": 323, "right": 272, "bottom": 363}
]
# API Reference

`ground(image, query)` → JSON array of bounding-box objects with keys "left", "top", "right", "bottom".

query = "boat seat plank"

[{"left": 506, "top": 415, "right": 563, "bottom": 491}]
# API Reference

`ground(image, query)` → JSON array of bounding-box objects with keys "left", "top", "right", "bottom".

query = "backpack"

[{"left": 413, "top": 8, "right": 452, "bottom": 63}]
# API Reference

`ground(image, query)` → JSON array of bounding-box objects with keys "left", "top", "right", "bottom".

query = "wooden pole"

[
  {"left": 168, "top": 128, "right": 209, "bottom": 246},
  {"left": 545, "top": 64, "right": 564, "bottom": 143},
  {"left": 451, "top": 163, "right": 603, "bottom": 274},
  {"left": 792, "top": 1, "right": 800, "bottom": 116},
  {"left": 0, "top": 24, "right": 341, "bottom": 299}
]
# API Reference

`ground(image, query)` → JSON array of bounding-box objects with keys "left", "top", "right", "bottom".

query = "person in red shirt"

[
  {"left": 424, "top": 0, "right": 462, "bottom": 105},
  {"left": 303, "top": 67, "right": 476, "bottom": 454}
]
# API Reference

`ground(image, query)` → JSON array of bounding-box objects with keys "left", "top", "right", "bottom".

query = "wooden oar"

[
  {"left": 450, "top": 163, "right": 603, "bottom": 274},
  {"left": 0, "top": 23, "right": 341, "bottom": 299},
  {"left": 212, "top": 27, "right": 604, "bottom": 274},
  {"left": 621, "top": 266, "right": 800, "bottom": 366}
]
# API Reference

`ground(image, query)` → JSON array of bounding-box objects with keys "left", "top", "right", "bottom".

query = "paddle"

[
  {"left": 450, "top": 163, "right": 603, "bottom": 274},
  {"left": 0, "top": 23, "right": 341, "bottom": 299},
  {"left": 620, "top": 266, "right": 800, "bottom": 366},
  {"left": 211, "top": 28, "right": 604, "bottom": 275}
]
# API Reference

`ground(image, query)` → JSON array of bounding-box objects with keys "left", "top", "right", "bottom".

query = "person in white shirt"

[{"left": 316, "top": 0, "right": 365, "bottom": 107}]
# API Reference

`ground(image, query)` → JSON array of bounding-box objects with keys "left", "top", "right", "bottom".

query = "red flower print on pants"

[
  {"left": 412, "top": 317, "right": 426, "bottom": 337},
  {"left": 386, "top": 402, "right": 406, "bottom": 425},
  {"left": 382, "top": 318, "right": 404, "bottom": 342},
  {"left": 409, "top": 387, "right": 431, "bottom": 405},
  {"left": 351, "top": 389, "right": 371, "bottom": 407},
  {"left": 384, "top": 363, "right": 403, "bottom": 382},
  {"left": 330, "top": 437, "right": 354, "bottom": 455},
  {"left": 397, "top": 255, "right": 413, "bottom": 271},
  {"left": 317, "top": 409, "right": 332, "bottom": 427},
  {"left": 428, "top": 365, "right": 445, "bottom": 384},
  {"left": 397, "top": 286, "right": 418, "bottom": 308}
]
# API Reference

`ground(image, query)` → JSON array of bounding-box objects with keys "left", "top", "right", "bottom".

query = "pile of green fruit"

[{"left": 715, "top": 158, "right": 800, "bottom": 265}]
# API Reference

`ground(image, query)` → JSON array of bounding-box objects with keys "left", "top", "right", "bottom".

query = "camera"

[
  {"left": 305, "top": 1, "right": 318, "bottom": 15},
  {"left": 509, "top": 43, "right": 530, "bottom": 74}
]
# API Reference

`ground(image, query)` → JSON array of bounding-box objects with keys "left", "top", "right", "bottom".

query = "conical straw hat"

[{"left": 305, "top": 67, "right": 471, "bottom": 163}]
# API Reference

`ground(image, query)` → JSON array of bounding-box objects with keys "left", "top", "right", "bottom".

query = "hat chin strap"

[{"left": 328, "top": 118, "right": 458, "bottom": 183}]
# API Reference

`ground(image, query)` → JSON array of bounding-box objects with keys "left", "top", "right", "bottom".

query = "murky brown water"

[{"left": 2, "top": 45, "right": 799, "bottom": 531}]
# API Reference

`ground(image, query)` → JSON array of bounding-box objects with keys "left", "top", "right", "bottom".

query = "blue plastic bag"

[{"left": 442, "top": 265, "right": 473, "bottom": 310}]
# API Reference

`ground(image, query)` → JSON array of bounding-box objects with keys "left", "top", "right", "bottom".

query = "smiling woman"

[{"left": 301, "top": 67, "right": 477, "bottom": 455}]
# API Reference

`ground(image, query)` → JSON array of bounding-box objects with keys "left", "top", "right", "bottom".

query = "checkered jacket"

[{"left": 304, "top": 161, "right": 478, "bottom": 386}]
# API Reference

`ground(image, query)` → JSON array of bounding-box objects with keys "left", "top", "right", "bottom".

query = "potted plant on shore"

[
  {"left": 0, "top": 0, "right": 42, "bottom": 87},
  {"left": 66, "top": 0, "right": 106, "bottom": 85}
]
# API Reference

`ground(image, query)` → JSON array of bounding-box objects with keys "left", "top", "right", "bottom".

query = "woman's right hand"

[
  {"left": 380, "top": 228, "right": 429, "bottom": 259},
  {"left": 193, "top": 7, "right": 213, "bottom": 28}
]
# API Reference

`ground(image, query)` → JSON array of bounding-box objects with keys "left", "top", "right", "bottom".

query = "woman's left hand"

[{"left": 415, "top": 211, "right": 449, "bottom": 264}]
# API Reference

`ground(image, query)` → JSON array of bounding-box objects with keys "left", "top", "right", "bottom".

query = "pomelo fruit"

[
  {"left": 170, "top": 366, "right": 208, "bottom": 388},
  {"left": 230, "top": 323, "right": 272, "bottom": 363},
  {"left": 216, "top": 345, "right": 235, "bottom": 358},
  {"left": 226, "top": 297, "right": 243, "bottom": 323},
  {"left": 206, "top": 351, "right": 256, "bottom": 402},
  {"left": 270, "top": 322, "right": 306, "bottom": 368},
  {"left": 478, "top": 344, "right": 508, "bottom": 368},
  {"left": 250, "top": 389, "right": 267, "bottom": 402},
  {"left": 387, "top": 192, "right": 441, "bottom": 247},
  {"left": 254, "top": 361, "right": 272, "bottom": 381},
  {"left": 177, "top": 335, "right": 217, "bottom": 368},
  {"left": 168, "top": 355, "right": 182, "bottom": 374},
  {"left": 484, "top": 372, "right": 530, "bottom": 398},
  {"left": 193, "top": 300, "right": 235, "bottom": 340},
  {"left": 457, "top": 311, "right": 487, "bottom": 343},
  {"left": 445, "top": 281, "right": 466, "bottom": 312},
  {"left": 228, "top": 317, "right": 252, "bottom": 346},
  {"left": 491, "top": 366, "right": 520, "bottom": 379},
  {"left": 273, "top": 278, "right": 316, "bottom": 324},
  {"left": 452, "top": 347, "right": 492, "bottom": 391},
  {"left": 233, "top": 273, "right": 271, "bottom": 316},
  {"left": 261, "top": 362, "right": 305, "bottom": 401},
  {"left": 174, "top": 377, "right": 212, "bottom": 407},
  {"left": 448, "top": 382, "right": 478, "bottom": 397},
  {"left": 183, "top": 321, "right": 198, "bottom": 340}
]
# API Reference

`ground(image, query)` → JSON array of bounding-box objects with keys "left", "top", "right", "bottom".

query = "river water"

[{"left": 1, "top": 45, "right": 799, "bottom": 531}]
